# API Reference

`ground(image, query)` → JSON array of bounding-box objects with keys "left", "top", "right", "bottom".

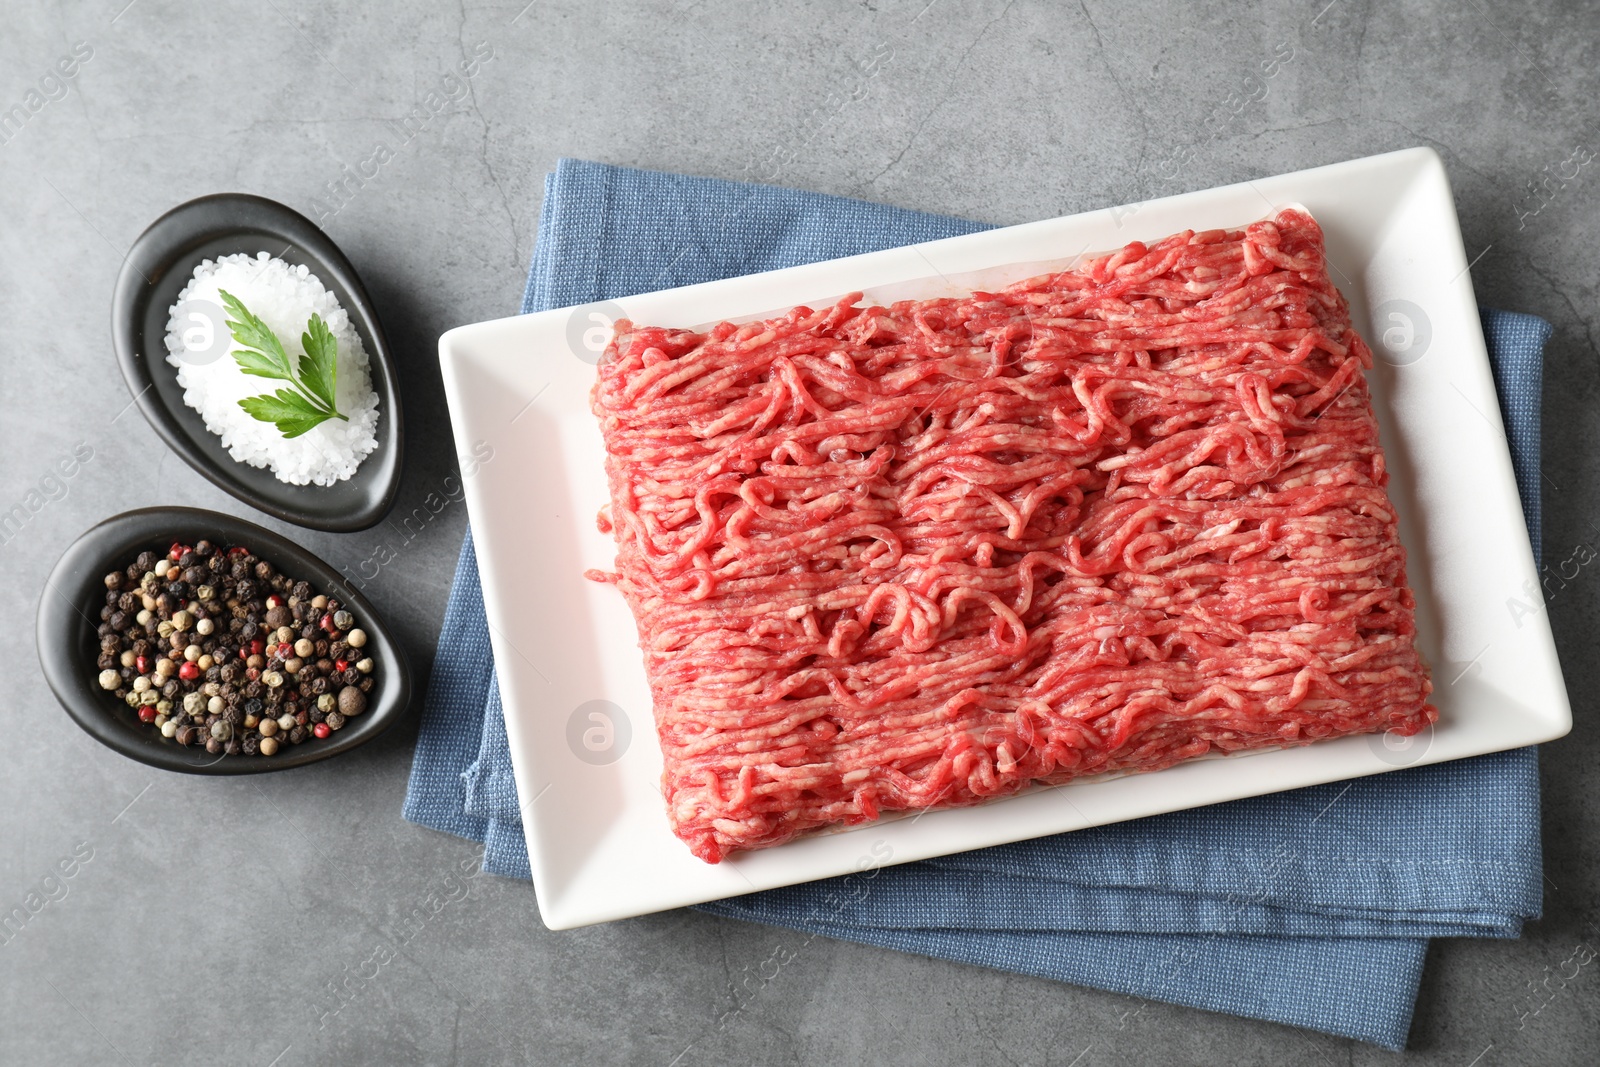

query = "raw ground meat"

[{"left": 589, "top": 208, "right": 1436, "bottom": 864}]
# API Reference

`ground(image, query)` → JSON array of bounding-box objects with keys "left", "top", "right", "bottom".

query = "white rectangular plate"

[{"left": 439, "top": 148, "right": 1571, "bottom": 930}]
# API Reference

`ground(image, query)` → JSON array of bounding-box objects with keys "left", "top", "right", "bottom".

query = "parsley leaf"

[
  {"left": 239, "top": 389, "right": 334, "bottom": 438},
  {"left": 298, "top": 313, "right": 340, "bottom": 414},
  {"left": 219, "top": 292, "right": 349, "bottom": 439},
  {"left": 219, "top": 290, "right": 294, "bottom": 381}
]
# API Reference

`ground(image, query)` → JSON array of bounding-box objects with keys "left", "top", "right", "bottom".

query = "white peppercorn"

[
  {"left": 98, "top": 669, "right": 120, "bottom": 690},
  {"left": 347, "top": 628, "right": 367, "bottom": 649},
  {"left": 258, "top": 718, "right": 279, "bottom": 738},
  {"left": 259, "top": 736, "right": 279, "bottom": 756}
]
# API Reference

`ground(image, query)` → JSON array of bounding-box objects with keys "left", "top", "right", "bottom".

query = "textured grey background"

[{"left": 2, "top": 0, "right": 1597, "bottom": 1063}]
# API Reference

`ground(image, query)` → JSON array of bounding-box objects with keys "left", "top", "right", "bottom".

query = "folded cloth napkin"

[{"left": 404, "top": 158, "right": 1549, "bottom": 1050}]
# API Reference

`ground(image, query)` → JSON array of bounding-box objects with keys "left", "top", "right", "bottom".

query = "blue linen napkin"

[{"left": 404, "top": 158, "right": 1550, "bottom": 1050}]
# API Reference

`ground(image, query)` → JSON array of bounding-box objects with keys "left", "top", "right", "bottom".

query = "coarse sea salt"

[{"left": 164, "top": 252, "right": 380, "bottom": 486}]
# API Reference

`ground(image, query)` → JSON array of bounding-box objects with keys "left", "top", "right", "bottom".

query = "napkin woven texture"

[{"left": 404, "top": 158, "right": 1550, "bottom": 1050}]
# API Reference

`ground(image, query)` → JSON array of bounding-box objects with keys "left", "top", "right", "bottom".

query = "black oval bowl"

[
  {"left": 38, "top": 507, "right": 412, "bottom": 775},
  {"left": 111, "top": 193, "right": 403, "bottom": 533}
]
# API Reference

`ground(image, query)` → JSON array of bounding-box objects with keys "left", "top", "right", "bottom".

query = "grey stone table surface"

[{"left": 3, "top": 0, "right": 1598, "bottom": 1063}]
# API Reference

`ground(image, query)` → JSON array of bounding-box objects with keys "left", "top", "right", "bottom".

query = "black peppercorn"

[
  {"left": 235, "top": 579, "right": 255, "bottom": 601},
  {"left": 241, "top": 735, "right": 259, "bottom": 755},
  {"left": 99, "top": 605, "right": 113, "bottom": 621},
  {"left": 359, "top": 677, "right": 374, "bottom": 693},
  {"left": 209, "top": 554, "right": 227, "bottom": 573},
  {"left": 182, "top": 566, "right": 206, "bottom": 585},
  {"left": 97, "top": 652, "right": 117, "bottom": 670},
  {"left": 224, "top": 704, "right": 243, "bottom": 725},
  {"left": 223, "top": 739, "right": 241, "bottom": 756},
  {"left": 292, "top": 581, "right": 311, "bottom": 601},
  {"left": 288, "top": 726, "right": 307, "bottom": 744},
  {"left": 194, "top": 540, "right": 213, "bottom": 558},
  {"left": 244, "top": 697, "right": 264, "bottom": 716},
  {"left": 135, "top": 550, "right": 156, "bottom": 571}
]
